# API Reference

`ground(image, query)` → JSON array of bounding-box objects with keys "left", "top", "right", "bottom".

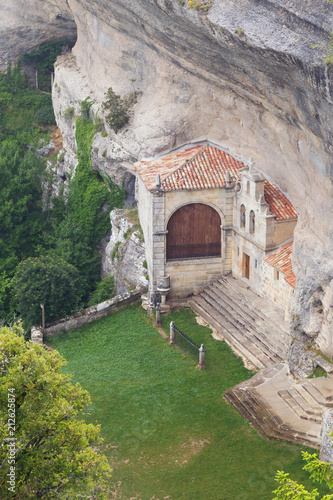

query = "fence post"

[
  {"left": 198, "top": 344, "right": 206, "bottom": 369},
  {"left": 169, "top": 321, "right": 175, "bottom": 345},
  {"left": 155, "top": 303, "right": 161, "bottom": 326}
]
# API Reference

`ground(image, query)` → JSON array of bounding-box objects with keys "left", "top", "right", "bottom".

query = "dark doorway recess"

[{"left": 166, "top": 203, "right": 221, "bottom": 260}]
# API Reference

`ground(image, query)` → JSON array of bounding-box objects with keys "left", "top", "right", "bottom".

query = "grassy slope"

[{"left": 48, "top": 305, "right": 331, "bottom": 499}]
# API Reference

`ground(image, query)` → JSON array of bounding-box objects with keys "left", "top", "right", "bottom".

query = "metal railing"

[{"left": 169, "top": 321, "right": 206, "bottom": 369}]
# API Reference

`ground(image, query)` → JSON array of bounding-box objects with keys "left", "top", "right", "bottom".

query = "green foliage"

[
  {"left": 187, "top": 0, "right": 212, "bottom": 12},
  {"left": 34, "top": 104, "right": 56, "bottom": 125},
  {"left": 79, "top": 96, "right": 94, "bottom": 123},
  {"left": 63, "top": 106, "right": 75, "bottom": 120},
  {"left": 88, "top": 275, "right": 116, "bottom": 307},
  {"left": 142, "top": 259, "right": 147, "bottom": 269},
  {"left": 69, "top": 118, "right": 111, "bottom": 246},
  {"left": 12, "top": 255, "right": 82, "bottom": 330},
  {"left": 102, "top": 148, "right": 107, "bottom": 157},
  {"left": 21, "top": 40, "right": 70, "bottom": 91},
  {"left": 0, "top": 141, "right": 47, "bottom": 277},
  {"left": 273, "top": 451, "right": 333, "bottom": 499},
  {"left": 102, "top": 87, "right": 137, "bottom": 133},
  {"left": 102, "top": 172, "right": 127, "bottom": 208},
  {"left": 325, "top": 34, "right": 333, "bottom": 66},
  {"left": 102, "top": 130, "right": 108, "bottom": 137},
  {"left": 111, "top": 241, "right": 122, "bottom": 261},
  {"left": 235, "top": 28, "right": 245, "bottom": 37},
  {"left": 309, "top": 366, "right": 327, "bottom": 378},
  {"left": 0, "top": 324, "right": 111, "bottom": 498}
]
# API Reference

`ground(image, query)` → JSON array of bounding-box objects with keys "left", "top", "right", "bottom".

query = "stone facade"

[
  {"left": 261, "top": 260, "right": 295, "bottom": 319},
  {"left": 135, "top": 143, "right": 297, "bottom": 308}
]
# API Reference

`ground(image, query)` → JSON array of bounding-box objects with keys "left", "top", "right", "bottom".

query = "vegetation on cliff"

[{"left": 0, "top": 62, "right": 126, "bottom": 330}]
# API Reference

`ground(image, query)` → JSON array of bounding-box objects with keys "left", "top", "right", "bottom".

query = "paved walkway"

[{"left": 188, "top": 275, "right": 333, "bottom": 449}]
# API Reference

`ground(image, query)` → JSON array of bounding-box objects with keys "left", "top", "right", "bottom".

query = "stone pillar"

[
  {"left": 31, "top": 326, "right": 43, "bottom": 345},
  {"left": 154, "top": 303, "right": 161, "bottom": 327},
  {"left": 157, "top": 275, "right": 171, "bottom": 310},
  {"left": 169, "top": 321, "right": 175, "bottom": 345},
  {"left": 320, "top": 409, "right": 333, "bottom": 463},
  {"left": 198, "top": 344, "right": 206, "bottom": 369}
]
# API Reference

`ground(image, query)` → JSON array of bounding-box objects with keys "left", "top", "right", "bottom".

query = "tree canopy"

[
  {"left": 12, "top": 255, "right": 82, "bottom": 331},
  {"left": 0, "top": 324, "right": 111, "bottom": 499}
]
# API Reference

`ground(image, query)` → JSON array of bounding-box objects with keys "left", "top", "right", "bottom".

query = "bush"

[
  {"left": 12, "top": 255, "right": 82, "bottom": 331},
  {"left": 102, "top": 87, "right": 137, "bottom": 133},
  {"left": 88, "top": 275, "right": 116, "bottom": 307},
  {"left": 34, "top": 105, "right": 56, "bottom": 125},
  {"left": 63, "top": 106, "right": 75, "bottom": 120}
]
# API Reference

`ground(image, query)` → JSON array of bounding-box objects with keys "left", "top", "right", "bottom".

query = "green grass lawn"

[{"left": 48, "top": 304, "right": 331, "bottom": 499}]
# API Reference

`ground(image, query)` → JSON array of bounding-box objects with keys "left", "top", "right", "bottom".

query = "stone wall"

[
  {"left": 261, "top": 261, "right": 294, "bottom": 319},
  {"left": 41, "top": 286, "right": 143, "bottom": 338},
  {"left": 165, "top": 257, "right": 224, "bottom": 298}
]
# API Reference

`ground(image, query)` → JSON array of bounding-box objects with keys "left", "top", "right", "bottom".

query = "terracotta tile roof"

[
  {"left": 264, "top": 180, "right": 298, "bottom": 221},
  {"left": 264, "top": 240, "right": 296, "bottom": 288},
  {"left": 135, "top": 143, "right": 297, "bottom": 222},
  {"left": 134, "top": 144, "right": 246, "bottom": 191}
]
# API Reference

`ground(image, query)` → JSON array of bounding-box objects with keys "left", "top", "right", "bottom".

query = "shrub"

[
  {"left": 79, "top": 97, "right": 94, "bottom": 123},
  {"left": 102, "top": 87, "right": 137, "bottom": 133},
  {"left": 63, "top": 106, "right": 75, "bottom": 120},
  {"left": 12, "top": 255, "right": 82, "bottom": 331},
  {"left": 34, "top": 105, "right": 56, "bottom": 125},
  {"left": 88, "top": 275, "right": 115, "bottom": 306}
]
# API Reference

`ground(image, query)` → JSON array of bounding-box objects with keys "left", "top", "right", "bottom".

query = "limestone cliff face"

[
  {"left": 0, "top": 0, "right": 76, "bottom": 70},
  {"left": 6, "top": 0, "right": 332, "bottom": 335},
  {"left": 53, "top": 0, "right": 333, "bottom": 305},
  {"left": 102, "top": 209, "right": 147, "bottom": 295}
]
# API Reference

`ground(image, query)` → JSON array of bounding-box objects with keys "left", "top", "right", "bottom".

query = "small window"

[
  {"left": 255, "top": 259, "right": 257, "bottom": 269},
  {"left": 274, "top": 269, "right": 280, "bottom": 281},
  {"left": 249, "top": 210, "right": 255, "bottom": 234},
  {"left": 247, "top": 181, "right": 250, "bottom": 194},
  {"left": 240, "top": 204, "right": 246, "bottom": 229},
  {"left": 237, "top": 247, "right": 240, "bottom": 256}
]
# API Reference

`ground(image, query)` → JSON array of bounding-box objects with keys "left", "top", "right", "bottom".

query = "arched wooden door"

[{"left": 166, "top": 203, "right": 221, "bottom": 260}]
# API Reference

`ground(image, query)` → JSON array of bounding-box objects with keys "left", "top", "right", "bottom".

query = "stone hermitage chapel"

[{"left": 134, "top": 142, "right": 298, "bottom": 318}]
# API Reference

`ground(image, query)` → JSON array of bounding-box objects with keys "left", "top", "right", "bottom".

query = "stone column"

[
  {"left": 155, "top": 303, "right": 162, "bottom": 326},
  {"left": 198, "top": 344, "right": 206, "bottom": 369},
  {"left": 320, "top": 409, "right": 333, "bottom": 463},
  {"left": 169, "top": 321, "right": 175, "bottom": 345}
]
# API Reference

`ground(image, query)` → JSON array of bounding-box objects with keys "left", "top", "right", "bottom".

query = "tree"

[
  {"left": 12, "top": 255, "right": 82, "bottom": 331},
  {"left": 273, "top": 452, "right": 333, "bottom": 499},
  {"left": 0, "top": 324, "right": 111, "bottom": 499},
  {"left": 102, "top": 88, "right": 137, "bottom": 133}
]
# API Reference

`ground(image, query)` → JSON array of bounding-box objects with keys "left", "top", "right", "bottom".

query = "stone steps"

[
  {"left": 302, "top": 379, "right": 333, "bottom": 407},
  {"left": 189, "top": 276, "right": 289, "bottom": 369},
  {"left": 278, "top": 389, "right": 323, "bottom": 424},
  {"left": 188, "top": 295, "right": 268, "bottom": 369},
  {"left": 203, "top": 287, "right": 286, "bottom": 362},
  {"left": 217, "top": 277, "right": 290, "bottom": 337},
  {"left": 224, "top": 386, "right": 321, "bottom": 448},
  {"left": 224, "top": 364, "right": 322, "bottom": 449}
]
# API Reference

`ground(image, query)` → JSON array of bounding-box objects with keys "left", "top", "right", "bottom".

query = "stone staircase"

[
  {"left": 188, "top": 275, "right": 333, "bottom": 449},
  {"left": 224, "top": 364, "right": 333, "bottom": 448},
  {"left": 188, "top": 275, "right": 290, "bottom": 369}
]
